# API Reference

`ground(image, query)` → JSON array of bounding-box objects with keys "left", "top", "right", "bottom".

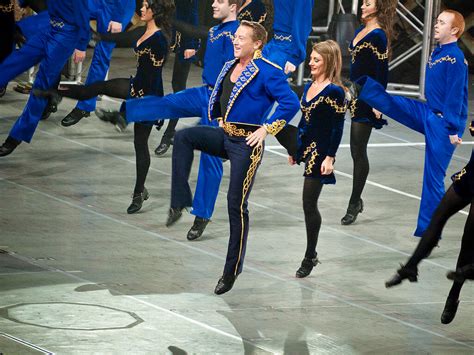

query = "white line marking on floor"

[
  {"left": 0, "top": 332, "right": 54, "bottom": 354},
  {"left": 2, "top": 178, "right": 472, "bottom": 350},
  {"left": 265, "top": 148, "right": 469, "bottom": 216}
]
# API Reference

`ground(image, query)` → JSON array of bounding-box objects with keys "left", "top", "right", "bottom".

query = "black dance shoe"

[
  {"left": 441, "top": 298, "right": 459, "bottom": 324},
  {"left": 446, "top": 264, "right": 474, "bottom": 283},
  {"left": 341, "top": 199, "right": 364, "bottom": 225},
  {"left": 187, "top": 217, "right": 210, "bottom": 241},
  {"left": 95, "top": 108, "right": 127, "bottom": 132},
  {"left": 61, "top": 108, "right": 90, "bottom": 127},
  {"left": 214, "top": 274, "right": 236, "bottom": 295},
  {"left": 0, "top": 136, "right": 21, "bottom": 157},
  {"left": 155, "top": 141, "right": 171, "bottom": 156},
  {"left": 127, "top": 188, "right": 149, "bottom": 214},
  {"left": 295, "top": 257, "right": 320, "bottom": 278},
  {"left": 166, "top": 207, "right": 184, "bottom": 227},
  {"left": 385, "top": 265, "right": 418, "bottom": 288}
]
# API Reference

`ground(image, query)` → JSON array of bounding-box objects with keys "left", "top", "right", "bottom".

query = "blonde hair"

[{"left": 312, "top": 40, "right": 346, "bottom": 91}]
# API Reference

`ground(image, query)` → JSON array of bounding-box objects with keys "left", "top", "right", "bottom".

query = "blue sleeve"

[
  {"left": 182, "top": 0, "right": 200, "bottom": 50},
  {"left": 443, "top": 56, "right": 468, "bottom": 135},
  {"left": 110, "top": 0, "right": 125, "bottom": 23},
  {"left": 222, "top": 31, "right": 236, "bottom": 62},
  {"left": 327, "top": 89, "right": 346, "bottom": 157},
  {"left": 371, "top": 32, "right": 389, "bottom": 87},
  {"left": 73, "top": 0, "right": 90, "bottom": 51},
  {"left": 263, "top": 68, "right": 300, "bottom": 135},
  {"left": 288, "top": 0, "right": 314, "bottom": 67}
]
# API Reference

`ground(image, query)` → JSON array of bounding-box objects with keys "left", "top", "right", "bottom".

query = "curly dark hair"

[
  {"left": 147, "top": 0, "right": 175, "bottom": 43},
  {"left": 371, "top": 0, "right": 398, "bottom": 56}
]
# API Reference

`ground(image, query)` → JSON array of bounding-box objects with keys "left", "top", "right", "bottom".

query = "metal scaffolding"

[{"left": 298, "top": 0, "right": 442, "bottom": 99}]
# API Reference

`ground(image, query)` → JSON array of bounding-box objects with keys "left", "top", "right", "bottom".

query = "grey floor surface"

[{"left": 0, "top": 48, "right": 473, "bottom": 354}]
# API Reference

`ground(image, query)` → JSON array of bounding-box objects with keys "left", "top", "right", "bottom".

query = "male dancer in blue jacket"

[
  {"left": 0, "top": 0, "right": 90, "bottom": 156},
  {"left": 97, "top": 0, "right": 241, "bottom": 240},
  {"left": 168, "top": 21, "right": 300, "bottom": 294},
  {"left": 351, "top": 10, "right": 468, "bottom": 237},
  {"left": 61, "top": 0, "right": 135, "bottom": 126}
]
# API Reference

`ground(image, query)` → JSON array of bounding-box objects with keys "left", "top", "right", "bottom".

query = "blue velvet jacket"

[
  {"left": 172, "top": 0, "right": 200, "bottom": 60},
  {"left": 202, "top": 20, "right": 239, "bottom": 87},
  {"left": 47, "top": 0, "right": 90, "bottom": 51},
  {"left": 272, "top": 0, "right": 314, "bottom": 66},
  {"left": 348, "top": 27, "right": 388, "bottom": 124},
  {"left": 208, "top": 51, "right": 300, "bottom": 135},
  {"left": 425, "top": 42, "right": 468, "bottom": 135},
  {"left": 237, "top": 0, "right": 267, "bottom": 24}
]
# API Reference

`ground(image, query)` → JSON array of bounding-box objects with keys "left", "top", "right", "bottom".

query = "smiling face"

[
  {"left": 309, "top": 50, "right": 325, "bottom": 80},
  {"left": 140, "top": 1, "right": 154, "bottom": 22},
  {"left": 233, "top": 25, "right": 261, "bottom": 60},
  {"left": 212, "top": 0, "right": 235, "bottom": 21},
  {"left": 360, "top": 0, "right": 378, "bottom": 21},
  {"left": 434, "top": 11, "right": 458, "bottom": 44}
]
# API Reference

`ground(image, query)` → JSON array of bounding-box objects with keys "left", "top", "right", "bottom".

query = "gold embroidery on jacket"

[{"left": 264, "top": 120, "right": 286, "bottom": 135}]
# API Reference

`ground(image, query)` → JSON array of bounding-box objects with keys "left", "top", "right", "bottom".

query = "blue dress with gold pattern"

[
  {"left": 237, "top": 0, "right": 267, "bottom": 25},
  {"left": 296, "top": 83, "right": 346, "bottom": 183},
  {"left": 349, "top": 26, "right": 388, "bottom": 129},
  {"left": 129, "top": 31, "right": 167, "bottom": 100}
]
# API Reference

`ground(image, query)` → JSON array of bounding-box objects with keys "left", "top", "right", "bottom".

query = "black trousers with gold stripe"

[{"left": 172, "top": 126, "right": 264, "bottom": 276}]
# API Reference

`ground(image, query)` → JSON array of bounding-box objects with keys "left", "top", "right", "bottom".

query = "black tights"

[
  {"left": 133, "top": 123, "right": 153, "bottom": 194},
  {"left": 58, "top": 78, "right": 153, "bottom": 194},
  {"left": 302, "top": 178, "right": 324, "bottom": 259},
  {"left": 160, "top": 55, "right": 192, "bottom": 141},
  {"left": 59, "top": 78, "right": 130, "bottom": 101},
  {"left": 405, "top": 186, "right": 474, "bottom": 300},
  {"left": 349, "top": 122, "right": 373, "bottom": 205}
]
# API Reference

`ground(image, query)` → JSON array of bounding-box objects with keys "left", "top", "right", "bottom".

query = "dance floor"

[{"left": 0, "top": 49, "right": 473, "bottom": 353}]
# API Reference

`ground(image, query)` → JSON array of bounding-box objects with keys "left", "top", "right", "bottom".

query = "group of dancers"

[{"left": 0, "top": 0, "right": 471, "bottom": 323}]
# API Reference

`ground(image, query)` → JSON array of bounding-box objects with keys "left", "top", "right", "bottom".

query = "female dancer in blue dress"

[
  {"left": 35, "top": 0, "right": 175, "bottom": 214},
  {"left": 341, "top": 0, "right": 397, "bottom": 225},
  {"left": 289, "top": 40, "right": 347, "bottom": 277},
  {"left": 385, "top": 121, "right": 474, "bottom": 325}
]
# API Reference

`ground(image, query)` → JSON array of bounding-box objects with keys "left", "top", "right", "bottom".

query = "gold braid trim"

[
  {"left": 258, "top": 12, "right": 267, "bottom": 24},
  {"left": 302, "top": 142, "right": 317, "bottom": 159},
  {"left": 349, "top": 42, "right": 388, "bottom": 63},
  {"left": 301, "top": 96, "right": 347, "bottom": 122},
  {"left": 428, "top": 54, "right": 457, "bottom": 68},
  {"left": 50, "top": 19, "right": 65, "bottom": 28},
  {"left": 0, "top": 2, "right": 14, "bottom": 12},
  {"left": 235, "top": 144, "right": 263, "bottom": 275},
  {"left": 469, "top": 121, "right": 474, "bottom": 136},
  {"left": 209, "top": 28, "right": 234, "bottom": 43},
  {"left": 136, "top": 47, "right": 164, "bottom": 67},
  {"left": 305, "top": 147, "right": 319, "bottom": 175},
  {"left": 264, "top": 119, "right": 286, "bottom": 135},
  {"left": 274, "top": 34, "right": 292, "bottom": 41},
  {"left": 237, "top": 9, "right": 252, "bottom": 21},
  {"left": 170, "top": 31, "right": 181, "bottom": 51},
  {"left": 222, "top": 121, "right": 253, "bottom": 137},
  {"left": 325, "top": 96, "right": 347, "bottom": 113},
  {"left": 452, "top": 168, "right": 466, "bottom": 182},
  {"left": 349, "top": 99, "right": 358, "bottom": 118}
]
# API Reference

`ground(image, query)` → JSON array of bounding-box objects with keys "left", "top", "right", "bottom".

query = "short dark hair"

[
  {"left": 239, "top": 20, "right": 268, "bottom": 49},
  {"left": 228, "top": 0, "right": 244, "bottom": 11}
]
